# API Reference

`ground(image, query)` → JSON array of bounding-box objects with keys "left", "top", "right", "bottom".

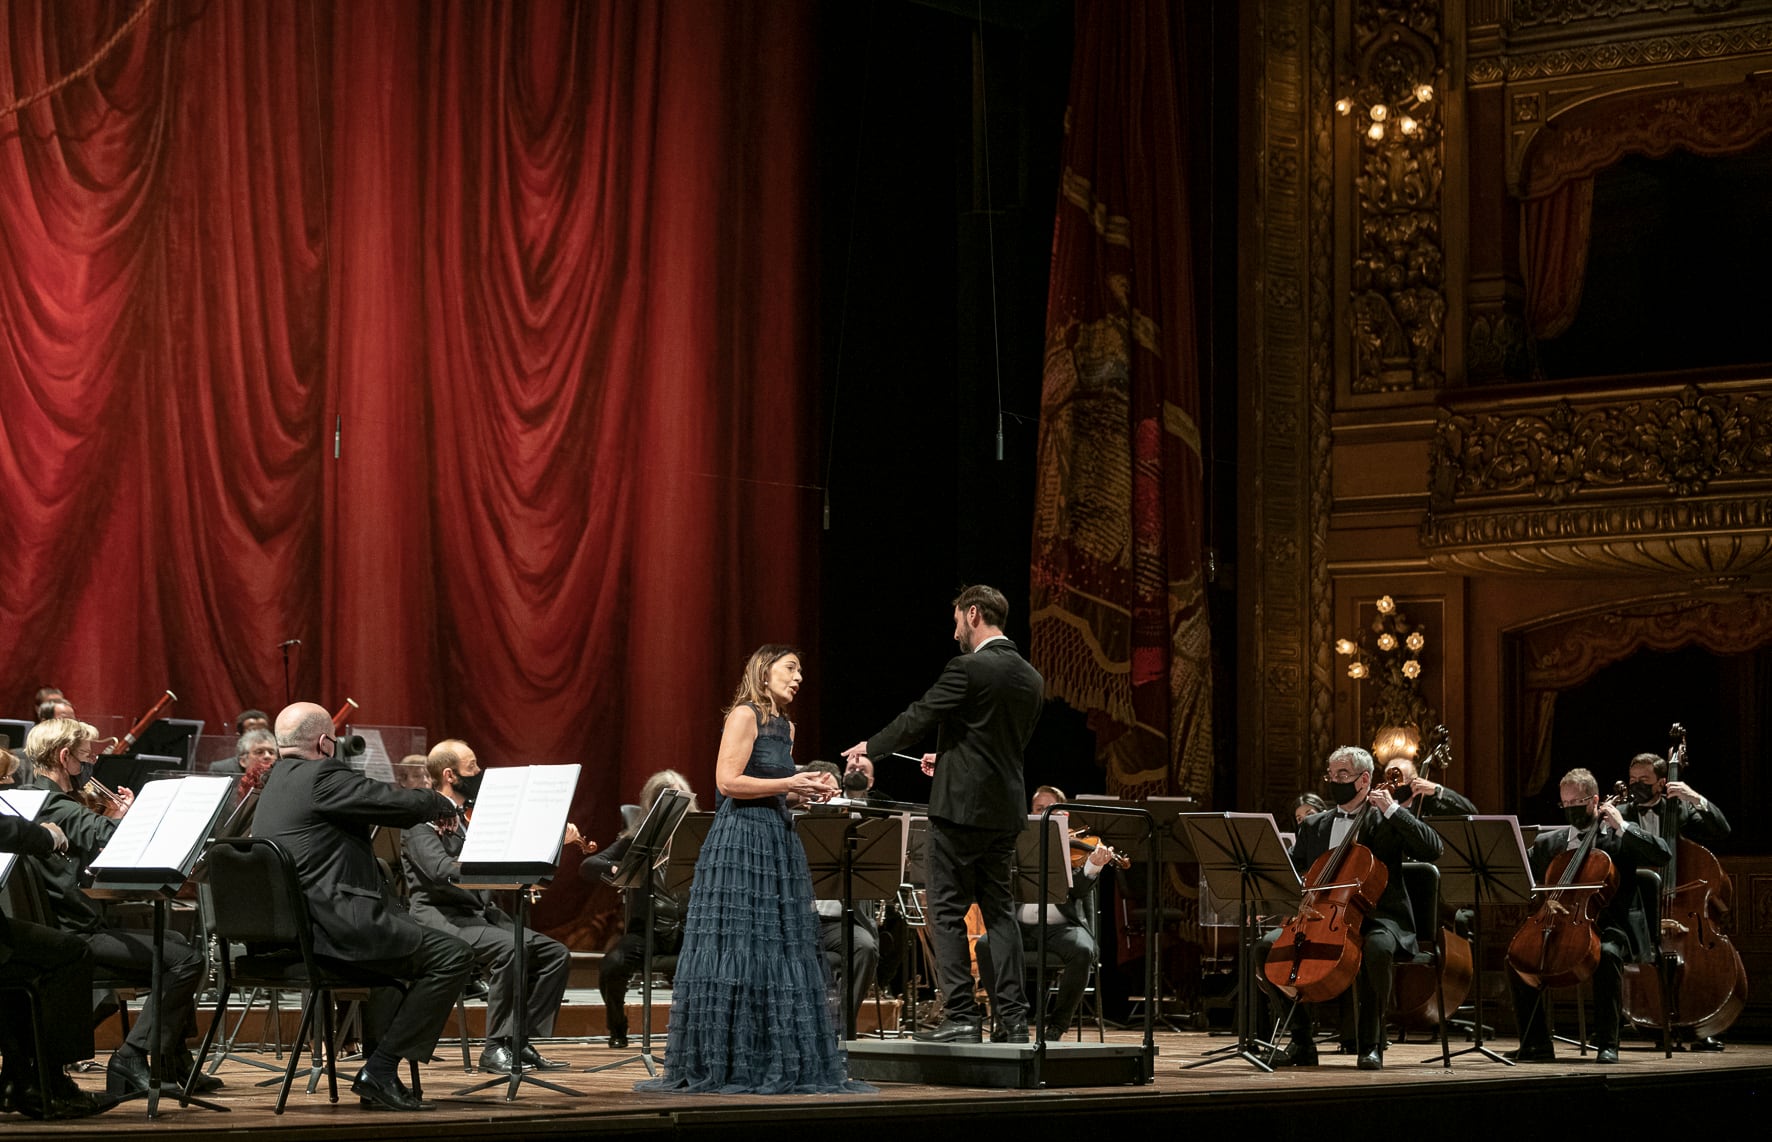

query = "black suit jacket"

[
  {"left": 18, "top": 777, "right": 117, "bottom": 934},
  {"left": 0, "top": 812, "right": 57, "bottom": 966},
  {"left": 251, "top": 755, "right": 451, "bottom": 961},
  {"left": 1292, "top": 803, "right": 1443, "bottom": 948},
  {"left": 867, "top": 638, "right": 1044, "bottom": 833},
  {"left": 1401, "top": 782, "right": 1478, "bottom": 818},
  {"left": 1527, "top": 821, "right": 1671, "bottom": 963},
  {"left": 402, "top": 823, "right": 507, "bottom": 931},
  {"left": 1621, "top": 797, "right": 1729, "bottom": 848}
]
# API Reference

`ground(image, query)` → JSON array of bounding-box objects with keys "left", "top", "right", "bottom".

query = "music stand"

[
  {"left": 86, "top": 775, "right": 235, "bottom": 1117},
  {"left": 1075, "top": 796, "right": 1194, "bottom": 1028},
  {"left": 799, "top": 807, "right": 908, "bottom": 1040},
  {"left": 1428, "top": 815, "right": 1534, "bottom": 1067},
  {"left": 587, "top": 790, "right": 695, "bottom": 1078},
  {"left": 453, "top": 764, "right": 586, "bottom": 1100},
  {"left": 1178, "top": 812, "right": 1300, "bottom": 1073}
]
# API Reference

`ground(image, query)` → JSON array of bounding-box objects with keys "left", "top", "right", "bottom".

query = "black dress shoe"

[
  {"left": 990, "top": 1021, "right": 1028, "bottom": 1044},
  {"left": 518, "top": 1044, "right": 569, "bottom": 1071},
  {"left": 914, "top": 1018, "right": 983, "bottom": 1044},
  {"left": 463, "top": 977, "right": 490, "bottom": 1000},
  {"left": 1267, "top": 1040, "right": 1318, "bottom": 1067},
  {"left": 1357, "top": 1048, "right": 1384, "bottom": 1071},
  {"left": 1595, "top": 1046, "right": 1620, "bottom": 1064},
  {"left": 477, "top": 1041, "right": 520, "bottom": 1075},
  {"left": 351, "top": 1067, "right": 433, "bottom": 1112},
  {"left": 1504, "top": 1045, "right": 1556, "bottom": 1063},
  {"left": 1041, "top": 1023, "right": 1071, "bottom": 1042},
  {"left": 1691, "top": 1037, "right": 1725, "bottom": 1052},
  {"left": 172, "top": 1051, "right": 224, "bottom": 1095},
  {"left": 606, "top": 1031, "right": 630, "bottom": 1050},
  {"left": 105, "top": 1049, "right": 151, "bottom": 1096}
]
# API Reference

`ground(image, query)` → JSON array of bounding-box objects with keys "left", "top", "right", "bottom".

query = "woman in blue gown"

[{"left": 636, "top": 644, "right": 872, "bottom": 1094}]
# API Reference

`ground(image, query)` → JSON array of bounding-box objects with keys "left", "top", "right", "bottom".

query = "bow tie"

[{"left": 1335, "top": 810, "right": 1357, "bottom": 819}]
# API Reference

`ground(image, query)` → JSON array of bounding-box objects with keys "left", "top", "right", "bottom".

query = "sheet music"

[
  {"left": 89, "top": 775, "right": 233, "bottom": 875},
  {"left": 458, "top": 765, "right": 581, "bottom": 868},
  {"left": 351, "top": 729, "right": 397, "bottom": 784},
  {"left": 0, "top": 790, "right": 52, "bottom": 886}
]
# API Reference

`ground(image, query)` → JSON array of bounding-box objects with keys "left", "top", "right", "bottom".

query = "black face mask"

[
  {"left": 455, "top": 771, "right": 483, "bottom": 803},
  {"left": 1325, "top": 779, "right": 1359, "bottom": 805},
  {"left": 1628, "top": 781, "right": 1658, "bottom": 805},
  {"left": 1564, "top": 806, "right": 1596, "bottom": 830}
]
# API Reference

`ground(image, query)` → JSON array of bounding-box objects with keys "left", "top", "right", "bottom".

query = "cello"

[
  {"left": 1263, "top": 783, "right": 1392, "bottom": 1003},
  {"left": 1620, "top": 724, "right": 1748, "bottom": 1039},
  {"left": 1505, "top": 788, "right": 1619, "bottom": 990}
]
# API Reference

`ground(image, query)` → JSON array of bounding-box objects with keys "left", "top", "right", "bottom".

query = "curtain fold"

[
  {"left": 1029, "top": 0, "right": 1213, "bottom": 800},
  {"left": 0, "top": 0, "right": 816, "bottom": 932},
  {"left": 1522, "top": 177, "right": 1593, "bottom": 342}
]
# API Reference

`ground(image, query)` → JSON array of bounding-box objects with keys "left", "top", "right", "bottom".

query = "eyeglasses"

[{"left": 1558, "top": 799, "right": 1594, "bottom": 809}]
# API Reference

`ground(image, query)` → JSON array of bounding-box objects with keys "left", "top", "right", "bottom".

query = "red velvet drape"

[
  {"left": 1029, "top": 0, "right": 1214, "bottom": 801},
  {"left": 0, "top": 0, "right": 817, "bottom": 928}
]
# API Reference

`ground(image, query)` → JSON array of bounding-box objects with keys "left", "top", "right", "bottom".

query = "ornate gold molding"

[
  {"left": 1468, "top": 18, "right": 1772, "bottom": 84},
  {"left": 1422, "top": 383, "right": 1772, "bottom": 575},
  {"left": 1510, "top": 0, "right": 1743, "bottom": 30},
  {"left": 1349, "top": 2, "right": 1446, "bottom": 394}
]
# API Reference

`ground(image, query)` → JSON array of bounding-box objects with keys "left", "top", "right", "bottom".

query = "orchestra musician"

[
  {"left": 1291, "top": 793, "right": 1328, "bottom": 828},
  {"left": 1620, "top": 750, "right": 1731, "bottom": 1050},
  {"left": 1622, "top": 752, "right": 1729, "bottom": 846},
  {"left": 34, "top": 698, "right": 75, "bottom": 723},
  {"left": 975, "top": 785, "right": 1111, "bottom": 1041},
  {"left": 252, "top": 702, "right": 472, "bottom": 1112},
  {"left": 1507, "top": 767, "right": 1671, "bottom": 1065},
  {"left": 17, "top": 719, "right": 214, "bottom": 1098},
  {"left": 1258, "top": 745, "right": 1442, "bottom": 1071},
  {"left": 1383, "top": 754, "right": 1479, "bottom": 818},
  {"left": 0, "top": 812, "right": 116, "bottom": 1120},
  {"left": 844, "top": 584, "right": 1046, "bottom": 1045},
  {"left": 401, "top": 740, "right": 572, "bottom": 1075},
  {"left": 579, "top": 769, "right": 697, "bottom": 1050}
]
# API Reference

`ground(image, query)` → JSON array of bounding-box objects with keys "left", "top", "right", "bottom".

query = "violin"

[
  {"left": 1068, "top": 828, "right": 1130, "bottom": 870},
  {"left": 80, "top": 777, "right": 130, "bottom": 819}
]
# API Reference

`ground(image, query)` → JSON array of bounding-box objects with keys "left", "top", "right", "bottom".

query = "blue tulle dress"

[{"left": 635, "top": 704, "right": 872, "bottom": 1095}]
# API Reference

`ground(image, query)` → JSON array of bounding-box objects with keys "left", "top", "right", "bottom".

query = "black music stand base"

[
  {"left": 584, "top": 880, "right": 664, "bottom": 1078},
  {"left": 108, "top": 896, "right": 226, "bottom": 1117},
  {"left": 1443, "top": 902, "right": 1514, "bottom": 1067},
  {"left": 453, "top": 890, "right": 584, "bottom": 1100}
]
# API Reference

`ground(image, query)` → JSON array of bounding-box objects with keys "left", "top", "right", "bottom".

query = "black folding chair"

[{"left": 184, "top": 837, "right": 421, "bottom": 1113}]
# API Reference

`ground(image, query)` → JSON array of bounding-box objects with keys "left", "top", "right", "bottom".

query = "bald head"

[{"left": 274, "top": 702, "right": 333, "bottom": 759}]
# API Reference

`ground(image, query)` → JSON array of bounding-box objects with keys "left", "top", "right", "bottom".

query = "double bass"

[
  {"left": 1620, "top": 724, "right": 1749, "bottom": 1039},
  {"left": 1505, "top": 791, "right": 1619, "bottom": 989},
  {"left": 1263, "top": 788, "right": 1391, "bottom": 1003}
]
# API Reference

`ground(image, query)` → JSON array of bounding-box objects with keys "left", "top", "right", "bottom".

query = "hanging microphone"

[{"left": 278, "top": 639, "right": 302, "bottom": 648}]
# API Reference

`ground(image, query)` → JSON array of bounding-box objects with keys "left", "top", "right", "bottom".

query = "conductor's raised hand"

[{"left": 920, "top": 752, "right": 937, "bottom": 777}]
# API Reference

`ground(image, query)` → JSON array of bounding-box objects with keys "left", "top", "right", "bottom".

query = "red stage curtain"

[
  {"left": 1029, "top": 0, "right": 1214, "bottom": 800},
  {"left": 1522, "top": 178, "right": 1594, "bottom": 341},
  {"left": 0, "top": 0, "right": 816, "bottom": 931}
]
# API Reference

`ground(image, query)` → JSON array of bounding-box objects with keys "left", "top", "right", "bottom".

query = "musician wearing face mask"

[
  {"left": 1259, "top": 745, "right": 1442, "bottom": 1071},
  {"left": 1507, "top": 767, "right": 1670, "bottom": 1065},
  {"left": 1382, "top": 755, "right": 1478, "bottom": 818},
  {"left": 400, "top": 740, "right": 574, "bottom": 1075},
  {"left": 1621, "top": 753, "right": 1729, "bottom": 847},
  {"left": 17, "top": 719, "right": 213, "bottom": 1098}
]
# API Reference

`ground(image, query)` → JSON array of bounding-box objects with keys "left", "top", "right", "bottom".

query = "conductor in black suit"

[
  {"left": 1508, "top": 766, "right": 1671, "bottom": 1065},
  {"left": 1259, "top": 745, "right": 1443, "bottom": 1071},
  {"left": 253, "top": 703, "right": 473, "bottom": 1112},
  {"left": 844, "top": 584, "right": 1046, "bottom": 1044}
]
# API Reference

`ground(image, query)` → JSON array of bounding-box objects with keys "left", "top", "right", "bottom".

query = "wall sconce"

[{"left": 1334, "top": 23, "right": 1439, "bottom": 145}]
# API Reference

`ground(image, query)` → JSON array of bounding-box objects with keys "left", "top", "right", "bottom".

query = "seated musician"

[
  {"left": 1623, "top": 752, "right": 1728, "bottom": 846},
  {"left": 1508, "top": 767, "right": 1671, "bottom": 1065},
  {"left": 1621, "top": 751, "right": 1730, "bottom": 1049},
  {"left": 1, "top": 813, "right": 117, "bottom": 1120},
  {"left": 400, "top": 740, "right": 572, "bottom": 1075},
  {"left": 1258, "top": 745, "right": 1442, "bottom": 1071},
  {"left": 1291, "top": 793, "right": 1327, "bottom": 828},
  {"left": 798, "top": 760, "right": 880, "bottom": 1023},
  {"left": 233, "top": 709, "right": 270, "bottom": 736},
  {"left": 1383, "top": 754, "right": 1478, "bottom": 818},
  {"left": 976, "top": 785, "right": 1112, "bottom": 1042},
  {"left": 35, "top": 698, "right": 75, "bottom": 723},
  {"left": 580, "top": 769, "right": 695, "bottom": 1049},
  {"left": 18, "top": 719, "right": 218, "bottom": 1098}
]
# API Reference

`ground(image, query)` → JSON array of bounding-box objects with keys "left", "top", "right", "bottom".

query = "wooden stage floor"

[{"left": 9, "top": 1029, "right": 1770, "bottom": 1140}]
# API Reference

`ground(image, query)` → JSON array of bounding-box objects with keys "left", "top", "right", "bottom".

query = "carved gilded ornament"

[
  {"left": 1511, "top": 0, "right": 1741, "bottom": 27},
  {"left": 1470, "top": 21, "right": 1772, "bottom": 84}
]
